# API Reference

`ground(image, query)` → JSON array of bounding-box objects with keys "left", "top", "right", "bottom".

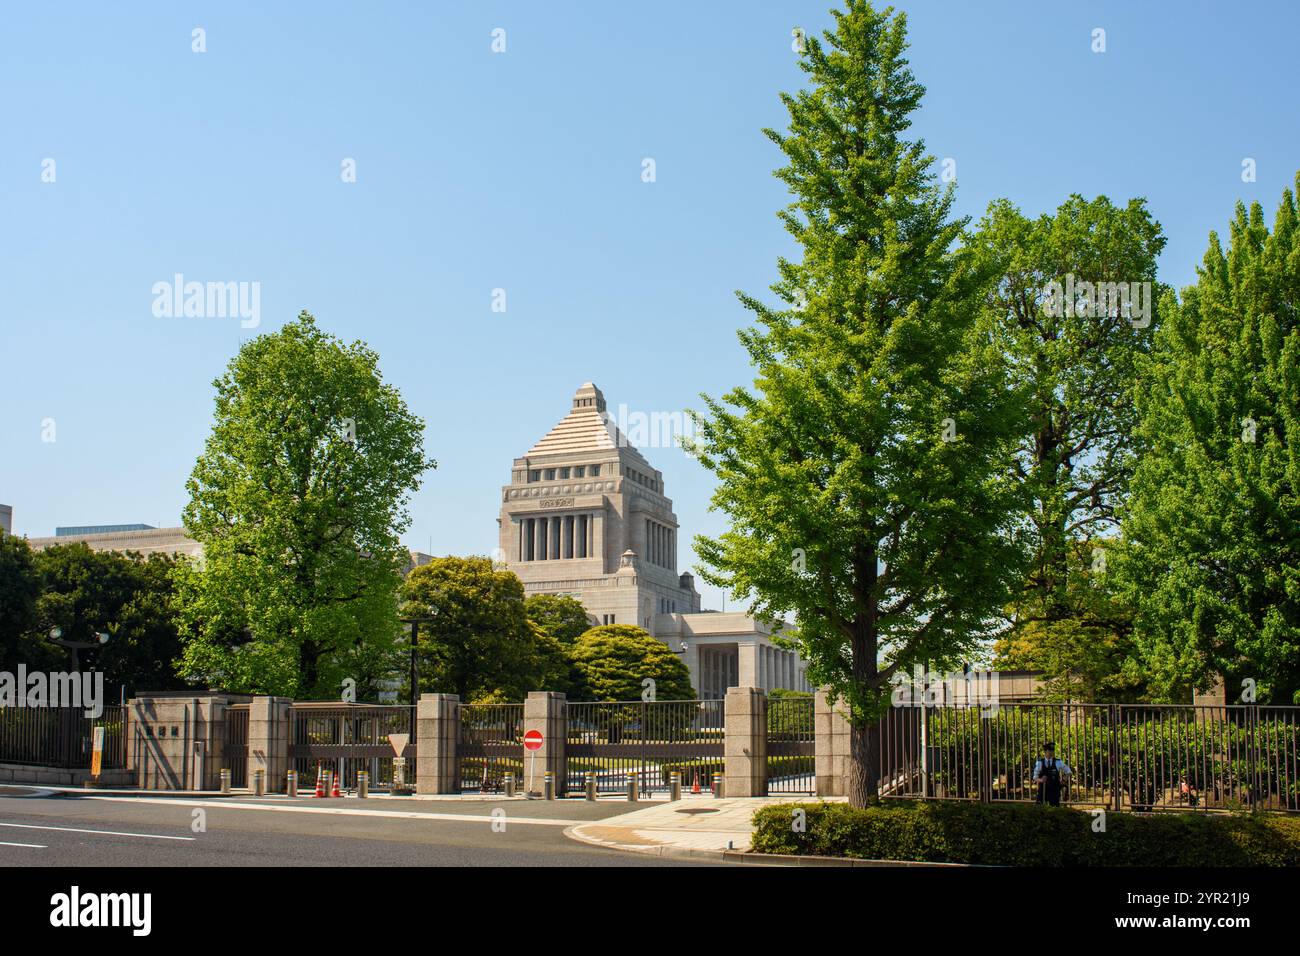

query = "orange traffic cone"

[
  {"left": 313, "top": 769, "right": 325, "bottom": 798},
  {"left": 331, "top": 769, "right": 342, "bottom": 798},
  {"left": 692, "top": 772, "right": 701, "bottom": 794}
]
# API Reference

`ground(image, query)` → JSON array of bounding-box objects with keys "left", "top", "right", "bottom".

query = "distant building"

[
  {"left": 56, "top": 523, "right": 155, "bottom": 536},
  {"left": 499, "top": 382, "right": 811, "bottom": 697},
  {"left": 0, "top": 504, "right": 12, "bottom": 535},
  {"left": 28, "top": 525, "right": 203, "bottom": 558}
]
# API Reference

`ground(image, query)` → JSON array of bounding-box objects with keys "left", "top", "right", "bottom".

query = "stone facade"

[{"left": 500, "top": 383, "right": 812, "bottom": 697}]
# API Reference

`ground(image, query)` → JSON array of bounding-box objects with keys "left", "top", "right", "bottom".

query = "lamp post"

[
  {"left": 47, "top": 626, "right": 109, "bottom": 672},
  {"left": 399, "top": 610, "right": 438, "bottom": 705}
]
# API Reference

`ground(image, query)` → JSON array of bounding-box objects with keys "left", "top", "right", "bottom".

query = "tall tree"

[
  {"left": 689, "top": 1, "right": 1024, "bottom": 805},
  {"left": 568, "top": 625, "right": 694, "bottom": 702},
  {"left": 175, "top": 312, "right": 434, "bottom": 698},
  {"left": 0, "top": 533, "right": 43, "bottom": 673},
  {"left": 970, "top": 196, "right": 1164, "bottom": 688},
  {"left": 1119, "top": 177, "right": 1300, "bottom": 704}
]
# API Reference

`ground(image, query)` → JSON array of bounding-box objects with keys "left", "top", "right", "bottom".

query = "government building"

[{"left": 499, "top": 383, "right": 811, "bottom": 699}]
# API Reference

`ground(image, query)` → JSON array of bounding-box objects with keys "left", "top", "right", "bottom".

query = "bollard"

[
  {"left": 670, "top": 770, "right": 682, "bottom": 802},
  {"left": 252, "top": 768, "right": 265, "bottom": 797},
  {"left": 504, "top": 772, "right": 516, "bottom": 798},
  {"left": 357, "top": 770, "right": 369, "bottom": 799},
  {"left": 626, "top": 773, "right": 638, "bottom": 802},
  {"left": 543, "top": 770, "right": 555, "bottom": 801},
  {"left": 219, "top": 768, "right": 231, "bottom": 794},
  {"left": 713, "top": 774, "right": 724, "bottom": 798},
  {"left": 585, "top": 771, "right": 597, "bottom": 801},
  {"left": 286, "top": 770, "right": 298, "bottom": 798}
]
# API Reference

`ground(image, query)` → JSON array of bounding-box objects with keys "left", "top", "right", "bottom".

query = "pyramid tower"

[{"left": 499, "top": 383, "right": 701, "bottom": 635}]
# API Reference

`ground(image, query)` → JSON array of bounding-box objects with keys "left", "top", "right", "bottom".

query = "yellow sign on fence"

[{"left": 90, "top": 726, "right": 105, "bottom": 778}]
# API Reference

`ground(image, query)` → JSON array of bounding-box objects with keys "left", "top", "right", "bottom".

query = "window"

[
  {"left": 544, "top": 469, "right": 556, "bottom": 480},
  {"left": 590, "top": 465, "right": 600, "bottom": 477},
  {"left": 574, "top": 465, "right": 585, "bottom": 477},
  {"left": 560, "top": 467, "right": 570, "bottom": 479},
  {"left": 528, "top": 470, "right": 540, "bottom": 482}
]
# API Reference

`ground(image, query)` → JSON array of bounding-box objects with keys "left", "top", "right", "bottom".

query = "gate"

[
  {"left": 566, "top": 700, "right": 725, "bottom": 795},
  {"left": 225, "top": 705, "right": 249, "bottom": 788},
  {"left": 766, "top": 696, "right": 814, "bottom": 793},
  {"left": 289, "top": 704, "right": 416, "bottom": 791},
  {"left": 459, "top": 703, "right": 524, "bottom": 791}
]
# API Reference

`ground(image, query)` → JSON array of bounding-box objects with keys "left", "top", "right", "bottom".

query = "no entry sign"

[{"left": 523, "top": 730, "right": 544, "bottom": 751}]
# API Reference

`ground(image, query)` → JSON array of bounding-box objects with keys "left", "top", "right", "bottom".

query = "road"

[{"left": 0, "top": 785, "right": 709, "bottom": 867}]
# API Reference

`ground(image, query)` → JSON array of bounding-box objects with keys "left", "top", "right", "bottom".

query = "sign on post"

[
  {"left": 89, "top": 727, "right": 105, "bottom": 779},
  {"left": 523, "top": 730, "right": 543, "bottom": 797},
  {"left": 388, "top": 734, "right": 410, "bottom": 792},
  {"left": 388, "top": 733, "right": 410, "bottom": 757}
]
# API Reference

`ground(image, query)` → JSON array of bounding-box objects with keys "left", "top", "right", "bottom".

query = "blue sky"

[{"left": 2, "top": 1, "right": 1297, "bottom": 613}]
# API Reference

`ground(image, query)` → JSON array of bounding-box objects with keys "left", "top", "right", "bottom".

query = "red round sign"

[{"left": 523, "top": 730, "right": 544, "bottom": 751}]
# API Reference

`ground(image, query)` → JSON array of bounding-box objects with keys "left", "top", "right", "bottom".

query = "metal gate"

[
  {"left": 767, "top": 696, "right": 815, "bottom": 793},
  {"left": 459, "top": 703, "right": 524, "bottom": 791},
  {"left": 288, "top": 704, "right": 415, "bottom": 791},
  {"left": 225, "top": 705, "right": 249, "bottom": 788},
  {"left": 566, "top": 700, "right": 725, "bottom": 795}
]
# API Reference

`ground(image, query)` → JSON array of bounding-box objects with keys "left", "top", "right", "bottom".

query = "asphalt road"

[{"left": 0, "top": 786, "right": 706, "bottom": 867}]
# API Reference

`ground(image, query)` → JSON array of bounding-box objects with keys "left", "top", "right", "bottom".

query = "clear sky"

[{"left": 3, "top": 1, "right": 1297, "bottom": 613}]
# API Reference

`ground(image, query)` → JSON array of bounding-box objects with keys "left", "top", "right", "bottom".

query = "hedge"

[{"left": 750, "top": 800, "right": 1300, "bottom": 866}]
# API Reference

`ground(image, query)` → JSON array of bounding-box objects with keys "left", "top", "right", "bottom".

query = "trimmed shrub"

[{"left": 750, "top": 800, "right": 1300, "bottom": 866}]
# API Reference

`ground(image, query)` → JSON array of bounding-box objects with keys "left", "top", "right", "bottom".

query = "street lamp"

[
  {"left": 399, "top": 609, "right": 438, "bottom": 705},
  {"left": 47, "top": 626, "right": 109, "bottom": 672}
]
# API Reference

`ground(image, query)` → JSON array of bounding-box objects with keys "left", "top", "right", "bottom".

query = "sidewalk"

[{"left": 565, "top": 794, "right": 837, "bottom": 861}]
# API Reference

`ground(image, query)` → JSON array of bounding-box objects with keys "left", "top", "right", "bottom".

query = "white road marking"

[
  {"left": 76, "top": 796, "right": 584, "bottom": 826},
  {"left": 0, "top": 822, "right": 194, "bottom": 842},
  {"left": 0, "top": 841, "right": 46, "bottom": 848}
]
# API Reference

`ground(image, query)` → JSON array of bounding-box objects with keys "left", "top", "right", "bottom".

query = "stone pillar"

[
  {"left": 523, "top": 691, "right": 567, "bottom": 797},
  {"left": 724, "top": 686, "right": 767, "bottom": 797},
  {"left": 738, "top": 642, "right": 758, "bottom": 687},
  {"left": 248, "top": 696, "right": 292, "bottom": 792},
  {"left": 815, "top": 688, "right": 852, "bottom": 797},
  {"left": 594, "top": 511, "right": 605, "bottom": 569},
  {"left": 415, "top": 693, "right": 460, "bottom": 795}
]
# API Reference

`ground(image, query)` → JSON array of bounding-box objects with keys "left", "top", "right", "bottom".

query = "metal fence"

[
  {"left": 876, "top": 703, "right": 1300, "bottom": 813},
  {"left": 0, "top": 704, "right": 127, "bottom": 770},
  {"left": 225, "top": 704, "right": 248, "bottom": 788},
  {"left": 288, "top": 704, "right": 416, "bottom": 791},
  {"left": 459, "top": 703, "right": 524, "bottom": 792},
  {"left": 767, "top": 696, "right": 815, "bottom": 793},
  {"left": 565, "top": 699, "right": 725, "bottom": 795}
]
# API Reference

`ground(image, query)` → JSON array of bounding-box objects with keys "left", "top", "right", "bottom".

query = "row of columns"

[
  {"left": 520, "top": 513, "right": 597, "bottom": 561},
  {"left": 757, "top": 643, "right": 810, "bottom": 692},
  {"left": 643, "top": 519, "right": 674, "bottom": 568}
]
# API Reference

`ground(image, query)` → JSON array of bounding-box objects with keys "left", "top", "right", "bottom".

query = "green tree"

[
  {"left": 970, "top": 197, "right": 1164, "bottom": 651},
  {"left": 30, "top": 544, "right": 187, "bottom": 694},
  {"left": 401, "top": 556, "right": 536, "bottom": 702},
  {"left": 175, "top": 311, "right": 434, "bottom": 698},
  {"left": 687, "top": 1, "right": 1025, "bottom": 806},
  {"left": 1119, "top": 177, "right": 1300, "bottom": 704},
  {"left": 0, "top": 533, "right": 43, "bottom": 673},
  {"left": 525, "top": 594, "right": 592, "bottom": 644},
  {"left": 568, "top": 625, "right": 694, "bottom": 701}
]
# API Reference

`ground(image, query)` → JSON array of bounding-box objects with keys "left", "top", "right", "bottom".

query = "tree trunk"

[{"left": 848, "top": 717, "right": 880, "bottom": 807}]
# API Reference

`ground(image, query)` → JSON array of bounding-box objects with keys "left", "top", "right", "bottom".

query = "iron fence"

[
  {"left": 0, "top": 704, "right": 127, "bottom": 770},
  {"left": 225, "top": 704, "right": 248, "bottom": 788},
  {"left": 459, "top": 703, "right": 524, "bottom": 792},
  {"left": 289, "top": 704, "right": 416, "bottom": 791},
  {"left": 874, "top": 703, "right": 1300, "bottom": 812},
  {"left": 767, "top": 696, "right": 815, "bottom": 793},
  {"left": 565, "top": 699, "right": 725, "bottom": 795}
]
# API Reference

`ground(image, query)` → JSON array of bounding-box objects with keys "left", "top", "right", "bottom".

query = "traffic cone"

[
  {"left": 691, "top": 771, "right": 701, "bottom": 795},
  {"left": 331, "top": 769, "right": 342, "bottom": 798},
  {"left": 313, "top": 769, "right": 325, "bottom": 799}
]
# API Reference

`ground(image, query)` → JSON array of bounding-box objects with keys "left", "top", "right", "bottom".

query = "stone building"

[{"left": 499, "top": 382, "right": 811, "bottom": 698}]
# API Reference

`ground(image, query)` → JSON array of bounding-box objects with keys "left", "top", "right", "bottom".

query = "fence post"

[
  {"left": 1110, "top": 704, "right": 1121, "bottom": 813},
  {"left": 724, "top": 687, "right": 767, "bottom": 797},
  {"left": 523, "top": 691, "right": 567, "bottom": 798},
  {"left": 814, "top": 689, "right": 850, "bottom": 797},
  {"left": 248, "top": 696, "right": 292, "bottom": 793},
  {"left": 978, "top": 714, "right": 992, "bottom": 804},
  {"left": 415, "top": 693, "right": 460, "bottom": 795}
]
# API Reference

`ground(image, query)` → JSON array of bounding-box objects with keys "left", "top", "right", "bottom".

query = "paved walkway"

[{"left": 565, "top": 794, "right": 839, "bottom": 859}]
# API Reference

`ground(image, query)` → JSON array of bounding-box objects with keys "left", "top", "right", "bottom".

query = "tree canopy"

[{"left": 568, "top": 624, "right": 694, "bottom": 702}]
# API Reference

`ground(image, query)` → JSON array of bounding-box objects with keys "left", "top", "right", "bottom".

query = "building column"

[
  {"left": 738, "top": 642, "right": 758, "bottom": 687},
  {"left": 248, "top": 696, "right": 292, "bottom": 792},
  {"left": 593, "top": 511, "right": 604, "bottom": 569},
  {"left": 681, "top": 641, "right": 701, "bottom": 698},
  {"left": 415, "top": 693, "right": 459, "bottom": 795},
  {"left": 724, "top": 686, "right": 767, "bottom": 797},
  {"left": 535, "top": 516, "right": 545, "bottom": 560},
  {"left": 523, "top": 691, "right": 567, "bottom": 797},
  {"left": 563, "top": 515, "right": 573, "bottom": 558}
]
